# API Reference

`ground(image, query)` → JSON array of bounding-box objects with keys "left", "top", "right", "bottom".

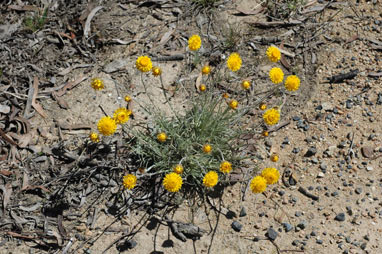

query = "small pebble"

[
  {"left": 266, "top": 227, "right": 278, "bottom": 240},
  {"left": 282, "top": 222, "right": 294, "bottom": 232},
  {"left": 335, "top": 213, "right": 346, "bottom": 222},
  {"left": 231, "top": 221, "right": 242, "bottom": 232},
  {"left": 355, "top": 187, "right": 362, "bottom": 194},
  {"left": 239, "top": 206, "right": 247, "bottom": 217}
]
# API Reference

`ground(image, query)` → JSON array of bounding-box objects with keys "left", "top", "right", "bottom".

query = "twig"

[{"left": 298, "top": 186, "right": 319, "bottom": 201}]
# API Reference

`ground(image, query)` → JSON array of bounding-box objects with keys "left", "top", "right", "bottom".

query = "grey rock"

[
  {"left": 231, "top": 221, "right": 242, "bottom": 232},
  {"left": 239, "top": 206, "right": 247, "bottom": 217},
  {"left": 355, "top": 187, "right": 362, "bottom": 194},
  {"left": 305, "top": 147, "right": 317, "bottom": 157},
  {"left": 282, "top": 222, "right": 293, "bottom": 232},
  {"left": 266, "top": 227, "right": 278, "bottom": 241},
  {"left": 335, "top": 213, "right": 346, "bottom": 222},
  {"left": 361, "top": 146, "right": 374, "bottom": 158},
  {"left": 316, "top": 239, "right": 323, "bottom": 244}
]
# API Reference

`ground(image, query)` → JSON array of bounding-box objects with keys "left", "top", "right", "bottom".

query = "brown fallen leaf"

[
  {"left": 0, "top": 128, "right": 17, "bottom": 146},
  {"left": 54, "top": 75, "right": 87, "bottom": 97},
  {"left": 0, "top": 170, "right": 12, "bottom": 176},
  {"left": 31, "top": 77, "right": 47, "bottom": 118},
  {"left": 7, "top": 5, "right": 39, "bottom": 11},
  {"left": 22, "top": 185, "right": 50, "bottom": 193}
]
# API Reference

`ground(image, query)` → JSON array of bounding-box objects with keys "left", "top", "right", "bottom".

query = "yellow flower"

[
  {"left": 152, "top": 66, "right": 162, "bottom": 76},
  {"left": 123, "top": 174, "right": 137, "bottom": 190},
  {"left": 199, "top": 84, "right": 206, "bottom": 92},
  {"left": 173, "top": 164, "right": 184, "bottom": 174},
  {"left": 188, "top": 35, "right": 202, "bottom": 51},
  {"left": 266, "top": 46, "right": 281, "bottom": 63},
  {"left": 202, "top": 65, "right": 211, "bottom": 75},
  {"left": 228, "top": 99, "right": 238, "bottom": 110},
  {"left": 202, "top": 144, "right": 212, "bottom": 154},
  {"left": 220, "top": 161, "right": 232, "bottom": 174},
  {"left": 222, "top": 93, "right": 229, "bottom": 99},
  {"left": 269, "top": 67, "right": 284, "bottom": 84},
  {"left": 270, "top": 153, "right": 279, "bottom": 162},
  {"left": 284, "top": 75, "right": 300, "bottom": 91},
  {"left": 261, "top": 168, "right": 280, "bottom": 185},
  {"left": 136, "top": 56, "right": 152, "bottom": 72},
  {"left": 263, "top": 108, "right": 280, "bottom": 126},
  {"left": 91, "top": 78, "right": 104, "bottom": 90},
  {"left": 259, "top": 103, "right": 267, "bottom": 110},
  {"left": 113, "top": 108, "right": 130, "bottom": 124},
  {"left": 262, "top": 130, "right": 269, "bottom": 137},
  {"left": 157, "top": 132, "right": 167, "bottom": 143},
  {"left": 241, "top": 80, "right": 251, "bottom": 90},
  {"left": 227, "top": 52, "right": 242, "bottom": 72},
  {"left": 250, "top": 176, "right": 267, "bottom": 193},
  {"left": 89, "top": 132, "right": 100, "bottom": 143},
  {"left": 203, "top": 171, "right": 218, "bottom": 188},
  {"left": 163, "top": 172, "right": 182, "bottom": 192},
  {"left": 124, "top": 95, "right": 132, "bottom": 102},
  {"left": 97, "top": 116, "right": 117, "bottom": 136}
]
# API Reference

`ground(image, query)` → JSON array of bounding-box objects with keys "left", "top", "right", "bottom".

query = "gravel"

[
  {"left": 266, "top": 227, "right": 278, "bottom": 241},
  {"left": 231, "top": 221, "right": 242, "bottom": 232}
]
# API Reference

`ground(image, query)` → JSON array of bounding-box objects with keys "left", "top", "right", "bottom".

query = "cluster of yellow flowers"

[
  {"left": 250, "top": 167, "right": 280, "bottom": 193},
  {"left": 266, "top": 46, "right": 301, "bottom": 91},
  {"left": 88, "top": 78, "right": 133, "bottom": 142}
]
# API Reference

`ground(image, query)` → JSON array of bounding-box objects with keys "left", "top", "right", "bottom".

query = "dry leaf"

[
  {"left": 31, "top": 77, "right": 47, "bottom": 118},
  {"left": 0, "top": 170, "right": 12, "bottom": 176},
  {"left": 0, "top": 184, "right": 12, "bottom": 212}
]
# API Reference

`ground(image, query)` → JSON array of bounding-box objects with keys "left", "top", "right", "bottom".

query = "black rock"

[
  {"left": 231, "top": 221, "right": 242, "bottom": 232},
  {"left": 316, "top": 239, "right": 323, "bottom": 244},
  {"left": 305, "top": 147, "right": 317, "bottom": 157},
  {"left": 297, "top": 221, "right": 307, "bottom": 230},
  {"left": 266, "top": 227, "right": 278, "bottom": 241},
  {"left": 335, "top": 213, "right": 346, "bottom": 222},
  {"left": 117, "top": 239, "right": 137, "bottom": 251}
]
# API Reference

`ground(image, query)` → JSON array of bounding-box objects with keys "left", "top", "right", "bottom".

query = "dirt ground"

[{"left": 1, "top": 0, "right": 382, "bottom": 254}]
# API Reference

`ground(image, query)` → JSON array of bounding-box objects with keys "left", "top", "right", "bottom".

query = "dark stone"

[
  {"left": 292, "top": 239, "right": 300, "bottom": 246},
  {"left": 355, "top": 187, "right": 362, "bottom": 194},
  {"left": 335, "top": 213, "right": 346, "bottom": 222},
  {"left": 305, "top": 147, "right": 317, "bottom": 157},
  {"left": 231, "top": 221, "right": 242, "bottom": 232},
  {"left": 239, "top": 206, "right": 247, "bottom": 217},
  {"left": 292, "top": 116, "right": 301, "bottom": 121},
  {"left": 266, "top": 227, "right": 278, "bottom": 241},
  {"left": 295, "top": 211, "right": 302, "bottom": 217},
  {"left": 297, "top": 221, "right": 307, "bottom": 230},
  {"left": 316, "top": 239, "right": 323, "bottom": 244},
  {"left": 282, "top": 222, "right": 293, "bottom": 232},
  {"left": 361, "top": 146, "right": 374, "bottom": 158},
  {"left": 117, "top": 239, "right": 137, "bottom": 251}
]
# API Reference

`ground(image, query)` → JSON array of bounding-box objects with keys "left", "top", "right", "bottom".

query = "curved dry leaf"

[{"left": 0, "top": 184, "right": 12, "bottom": 211}]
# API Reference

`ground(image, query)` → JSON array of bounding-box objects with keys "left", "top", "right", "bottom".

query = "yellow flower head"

[
  {"left": 222, "top": 93, "right": 229, "bottom": 99},
  {"left": 202, "top": 144, "right": 212, "bottom": 154},
  {"left": 113, "top": 108, "right": 130, "bottom": 124},
  {"left": 270, "top": 153, "right": 279, "bottom": 162},
  {"left": 199, "top": 84, "right": 206, "bottom": 92},
  {"left": 188, "top": 35, "right": 202, "bottom": 51},
  {"left": 124, "top": 95, "right": 132, "bottom": 102},
  {"left": 262, "top": 130, "right": 269, "bottom": 137},
  {"left": 263, "top": 108, "right": 280, "bottom": 126},
  {"left": 261, "top": 167, "right": 280, "bottom": 184},
  {"left": 220, "top": 161, "right": 232, "bottom": 174},
  {"left": 228, "top": 99, "right": 238, "bottom": 110},
  {"left": 163, "top": 172, "right": 182, "bottom": 192},
  {"left": 89, "top": 132, "right": 100, "bottom": 143},
  {"left": 91, "top": 78, "right": 104, "bottom": 90},
  {"left": 173, "top": 164, "right": 184, "bottom": 174},
  {"left": 241, "top": 80, "right": 251, "bottom": 90},
  {"left": 123, "top": 174, "right": 137, "bottom": 190},
  {"left": 284, "top": 75, "right": 300, "bottom": 91},
  {"left": 202, "top": 65, "right": 211, "bottom": 75},
  {"left": 136, "top": 56, "right": 152, "bottom": 72},
  {"left": 269, "top": 67, "right": 284, "bottom": 84},
  {"left": 157, "top": 132, "right": 167, "bottom": 143},
  {"left": 266, "top": 46, "right": 281, "bottom": 63},
  {"left": 250, "top": 176, "right": 267, "bottom": 193},
  {"left": 259, "top": 103, "right": 267, "bottom": 110},
  {"left": 152, "top": 66, "right": 162, "bottom": 76},
  {"left": 227, "top": 52, "right": 242, "bottom": 72},
  {"left": 203, "top": 171, "right": 218, "bottom": 188},
  {"left": 97, "top": 116, "right": 117, "bottom": 136}
]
